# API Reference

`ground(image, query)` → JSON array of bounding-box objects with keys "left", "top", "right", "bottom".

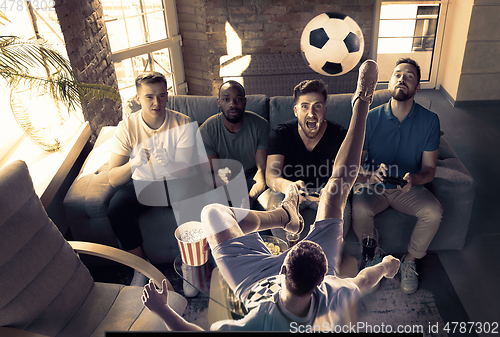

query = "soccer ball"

[{"left": 300, "top": 12, "right": 364, "bottom": 76}]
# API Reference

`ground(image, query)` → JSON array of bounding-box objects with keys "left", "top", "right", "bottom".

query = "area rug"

[{"left": 357, "top": 253, "right": 473, "bottom": 337}]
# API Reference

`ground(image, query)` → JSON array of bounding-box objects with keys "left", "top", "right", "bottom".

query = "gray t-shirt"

[{"left": 199, "top": 111, "right": 270, "bottom": 178}]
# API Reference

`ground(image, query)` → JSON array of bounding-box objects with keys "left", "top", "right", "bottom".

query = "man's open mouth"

[{"left": 306, "top": 121, "right": 318, "bottom": 130}]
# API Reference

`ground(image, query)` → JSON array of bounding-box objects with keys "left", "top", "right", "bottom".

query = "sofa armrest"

[
  {"left": 431, "top": 136, "right": 476, "bottom": 192},
  {"left": 64, "top": 126, "right": 117, "bottom": 219},
  {"left": 425, "top": 136, "right": 476, "bottom": 250},
  {"left": 64, "top": 166, "right": 116, "bottom": 218}
]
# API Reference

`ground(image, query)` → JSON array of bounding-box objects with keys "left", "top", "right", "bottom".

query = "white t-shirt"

[{"left": 112, "top": 108, "right": 204, "bottom": 181}]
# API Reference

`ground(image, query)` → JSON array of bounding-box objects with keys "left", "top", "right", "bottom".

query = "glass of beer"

[
  {"left": 286, "top": 232, "right": 300, "bottom": 248},
  {"left": 361, "top": 227, "right": 378, "bottom": 261}
]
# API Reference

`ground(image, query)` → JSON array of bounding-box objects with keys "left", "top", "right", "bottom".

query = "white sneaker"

[{"left": 400, "top": 255, "right": 419, "bottom": 294}]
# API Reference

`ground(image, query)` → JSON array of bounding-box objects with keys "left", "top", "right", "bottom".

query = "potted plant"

[{"left": 0, "top": 10, "right": 120, "bottom": 151}]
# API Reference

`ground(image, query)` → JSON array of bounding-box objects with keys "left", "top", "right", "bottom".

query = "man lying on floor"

[{"left": 141, "top": 60, "right": 401, "bottom": 331}]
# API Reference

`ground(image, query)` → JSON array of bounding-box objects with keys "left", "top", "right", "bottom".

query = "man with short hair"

[
  {"left": 108, "top": 72, "right": 201, "bottom": 262},
  {"left": 200, "top": 80, "right": 270, "bottom": 206},
  {"left": 142, "top": 60, "right": 401, "bottom": 331},
  {"left": 261, "top": 79, "right": 348, "bottom": 237},
  {"left": 352, "top": 58, "right": 443, "bottom": 294}
]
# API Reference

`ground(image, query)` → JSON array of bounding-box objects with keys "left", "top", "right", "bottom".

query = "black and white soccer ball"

[{"left": 300, "top": 12, "right": 364, "bottom": 76}]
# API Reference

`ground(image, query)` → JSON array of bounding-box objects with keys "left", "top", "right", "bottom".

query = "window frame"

[
  {"left": 103, "top": 0, "right": 187, "bottom": 96},
  {"left": 371, "top": 0, "right": 449, "bottom": 89}
]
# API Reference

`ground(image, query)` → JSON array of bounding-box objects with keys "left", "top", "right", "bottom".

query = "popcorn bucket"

[{"left": 175, "top": 221, "right": 209, "bottom": 266}]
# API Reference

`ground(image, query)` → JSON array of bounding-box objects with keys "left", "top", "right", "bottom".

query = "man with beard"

[
  {"left": 351, "top": 58, "right": 442, "bottom": 294},
  {"left": 262, "top": 79, "right": 348, "bottom": 238},
  {"left": 200, "top": 80, "right": 270, "bottom": 206}
]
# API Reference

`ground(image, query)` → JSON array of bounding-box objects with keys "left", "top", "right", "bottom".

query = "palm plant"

[{"left": 0, "top": 11, "right": 120, "bottom": 151}]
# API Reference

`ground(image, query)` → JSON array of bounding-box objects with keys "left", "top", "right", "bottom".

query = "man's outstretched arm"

[{"left": 347, "top": 256, "right": 400, "bottom": 295}]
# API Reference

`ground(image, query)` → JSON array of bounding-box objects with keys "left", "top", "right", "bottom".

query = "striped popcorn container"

[{"left": 175, "top": 221, "right": 209, "bottom": 266}]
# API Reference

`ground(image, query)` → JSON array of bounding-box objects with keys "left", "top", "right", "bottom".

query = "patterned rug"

[
  {"left": 357, "top": 253, "right": 472, "bottom": 337},
  {"left": 358, "top": 277, "right": 445, "bottom": 335}
]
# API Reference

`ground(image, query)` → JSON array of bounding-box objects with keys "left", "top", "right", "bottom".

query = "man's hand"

[
  {"left": 398, "top": 172, "right": 413, "bottom": 193},
  {"left": 154, "top": 142, "right": 170, "bottom": 168},
  {"left": 130, "top": 147, "right": 151, "bottom": 171},
  {"left": 249, "top": 179, "right": 266, "bottom": 203},
  {"left": 142, "top": 278, "right": 204, "bottom": 331},
  {"left": 369, "top": 163, "right": 387, "bottom": 184},
  {"left": 293, "top": 180, "right": 307, "bottom": 204},
  {"left": 293, "top": 180, "right": 307, "bottom": 192},
  {"left": 142, "top": 279, "right": 170, "bottom": 315},
  {"left": 381, "top": 255, "right": 400, "bottom": 279}
]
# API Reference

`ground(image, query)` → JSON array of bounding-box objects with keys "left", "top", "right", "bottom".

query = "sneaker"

[
  {"left": 400, "top": 255, "right": 419, "bottom": 294},
  {"left": 364, "top": 254, "right": 383, "bottom": 290},
  {"left": 352, "top": 59, "right": 379, "bottom": 106},
  {"left": 365, "top": 254, "right": 383, "bottom": 268},
  {"left": 281, "top": 184, "right": 304, "bottom": 235}
]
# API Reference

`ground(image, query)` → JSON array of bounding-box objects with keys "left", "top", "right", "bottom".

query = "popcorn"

[
  {"left": 180, "top": 228, "right": 205, "bottom": 243},
  {"left": 265, "top": 242, "right": 281, "bottom": 255}
]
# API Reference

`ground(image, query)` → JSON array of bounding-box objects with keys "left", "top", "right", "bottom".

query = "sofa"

[{"left": 63, "top": 90, "right": 476, "bottom": 265}]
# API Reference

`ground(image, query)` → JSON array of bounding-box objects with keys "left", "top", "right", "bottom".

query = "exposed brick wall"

[
  {"left": 177, "top": 0, "right": 375, "bottom": 96},
  {"left": 55, "top": 0, "right": 121, "bottom": 142}
]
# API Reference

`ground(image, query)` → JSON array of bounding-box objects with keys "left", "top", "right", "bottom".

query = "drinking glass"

[
  {"left": 361, "top": 227, "right": 378, "bottom": 261},
  {"left": 286, "top": 232, "right": 300, "bottom": 248}
]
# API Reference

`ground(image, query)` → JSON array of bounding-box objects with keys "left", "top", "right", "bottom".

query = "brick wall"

[
  {"left": 55, "top": 0, "right": 121, "bottom": 142},
  {"left": 178, "top": 0, "right": 375, "bottom": 96}
]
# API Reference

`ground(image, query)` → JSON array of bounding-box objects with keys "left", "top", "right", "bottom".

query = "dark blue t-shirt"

[{"left": 363, "top": 99, "right": 441, "bottom": 187}]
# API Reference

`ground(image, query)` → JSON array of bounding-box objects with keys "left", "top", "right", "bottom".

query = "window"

[
  {"left": 102, "top": 0, "right": 186, "bottom": 101},
  {"left": 0, "top": 2, "right": 83, "bottom": 161},
  {"left": 372, "top": 0, "right": 448, "bottom": 89}
]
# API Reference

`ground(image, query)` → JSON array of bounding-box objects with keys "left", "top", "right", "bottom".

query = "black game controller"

[
  {"left": 383, "top": 175, "right": 408, "bottom": 187},
  {"left": 299, "top": 190, "right": 321, "bottom": 200}
]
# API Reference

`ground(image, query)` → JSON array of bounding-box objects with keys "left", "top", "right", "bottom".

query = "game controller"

[
  {"left": 383, "top": 175, "right": 408, "bottom": 187},
  {"left": 299, "top": 190, "right": 321, "bottom": 201}
]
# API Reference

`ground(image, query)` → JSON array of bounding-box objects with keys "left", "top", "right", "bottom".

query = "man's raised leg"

[
  {"left": 316, "top": 60, "right": 379, "bottom": 223},
  {"left": 201, "top": 184, "right": 304, "bottom": 248}
]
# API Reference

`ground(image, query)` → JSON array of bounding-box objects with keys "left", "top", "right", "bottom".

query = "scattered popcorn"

[
  {"left": 180, "top": 228, "right": 205, "bottom": 243},
  {"left": 265, "top": 242, "right": 281, "bottom": 255}
]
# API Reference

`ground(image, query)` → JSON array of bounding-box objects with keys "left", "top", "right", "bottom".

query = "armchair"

[{"left": 0, "top": 160, "right": 187, "bottom": 336}]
